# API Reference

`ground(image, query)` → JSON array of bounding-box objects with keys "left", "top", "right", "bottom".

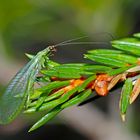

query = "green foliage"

[
  {"left": 111, "top": 38, "right": 140, "bottom": 56},
  {"left": 84, "top": 54, "right": 128, "bottom": 67},
  {"left": 1, "top": 33, "right": 140, "bottom": 132},
  {"left": 119, "top": 78, "right": 133, "bottom": 121}
]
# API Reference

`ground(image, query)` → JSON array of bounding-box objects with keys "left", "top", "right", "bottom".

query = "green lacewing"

[
  {"left": 0, "top": 36, "right": 96, "bottom": 124},
  {"left": 0, "top": 46, "right": 55, "bottom": 124}
]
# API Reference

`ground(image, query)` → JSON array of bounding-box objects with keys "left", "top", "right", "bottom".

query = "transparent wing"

[{"left": 0, "top": 57, "right": 40, "bottom": 124}]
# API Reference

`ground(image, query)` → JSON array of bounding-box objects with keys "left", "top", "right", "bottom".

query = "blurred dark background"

[{"left": 0, "top": 0, "right": 140, "bottom": 140}]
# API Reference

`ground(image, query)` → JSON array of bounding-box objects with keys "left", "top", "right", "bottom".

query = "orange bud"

[{"left": 95, "top": 81, "right": 109, "bottom": 96}]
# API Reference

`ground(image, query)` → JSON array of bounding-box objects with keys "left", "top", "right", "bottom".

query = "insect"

[
  {"left": 0, "top": 46, "right": 57, "bottom": 124},
  {"left": 1, "top": 33, "right": 140, "bottom": 132},
  {"left": 0, "top": 35, "right": 108, "bottom": 125}
]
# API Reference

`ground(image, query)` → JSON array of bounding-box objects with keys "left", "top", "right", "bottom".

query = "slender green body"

[{"left": 0, "top": 47, "right": 53, "bottom": 124}]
